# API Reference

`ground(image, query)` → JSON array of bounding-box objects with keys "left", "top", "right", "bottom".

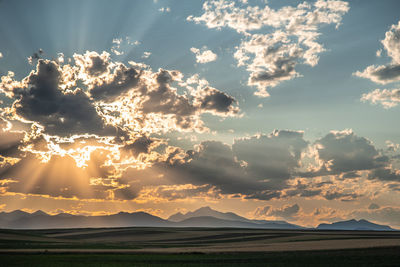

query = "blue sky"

[
  {"left": 1, "top": 0, "right": 400, "bottom": 145},
  {"left": 0, "top": 0, "right": 400, "bottom": 228}
]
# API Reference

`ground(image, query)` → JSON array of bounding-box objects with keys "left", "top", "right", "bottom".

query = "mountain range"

[{"left": 0, "top": 206, "right": 395, "bottom": 231}]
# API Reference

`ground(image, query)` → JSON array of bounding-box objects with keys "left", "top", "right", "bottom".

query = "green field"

[{"left": 0, "top": 227, "right": 399, "bottom": 266}]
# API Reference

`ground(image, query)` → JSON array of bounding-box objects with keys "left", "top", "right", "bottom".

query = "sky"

[{"left": 0, "top": 0, "right": 400, "bottom": 228}]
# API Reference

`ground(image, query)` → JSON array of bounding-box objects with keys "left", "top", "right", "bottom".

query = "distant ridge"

[
  {"left": 0, "top": 208, "right": 396, "bottom": 231},
  {"left": 169, "top": 206, "right": 303, "bottom": 229},
  {"left": 168, "top": 206, "right": 251, "bottom": 223},
  {"left": 317, "top": 219, "right": 393, "bottom": 231}
]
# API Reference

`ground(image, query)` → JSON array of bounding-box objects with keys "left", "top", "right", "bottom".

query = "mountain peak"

[
  {"left": 31, "top": 210, "right": 48, "bottom": 216},
  {"left": 9, "top": 210, "right": 29, "bottom": 215},
  {"left": 195, "top": 206, "right": 214, "bottom": 212}
]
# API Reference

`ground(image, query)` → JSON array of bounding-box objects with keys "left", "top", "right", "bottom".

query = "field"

[{"left": 0, "top": 227, "right": 399, "bottom": 266}]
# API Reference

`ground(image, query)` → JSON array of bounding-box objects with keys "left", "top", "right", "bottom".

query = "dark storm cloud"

[{"left": 10, "top": 60, "right": 117, "bottom": 136}]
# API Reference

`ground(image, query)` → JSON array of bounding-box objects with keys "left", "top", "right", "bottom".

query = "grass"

[{"left": 0, "top": 247, "right": 399, "bottom": 267}]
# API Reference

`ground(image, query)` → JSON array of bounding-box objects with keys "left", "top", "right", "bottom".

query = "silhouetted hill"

[
  {"left": 0, "top": 209, "right": 395, "bottom": 230},
  {"left": 168, "top": 206, "right": 302, "bottom": 229},
  {"left": 317, "top": 219, "right": 393, "bottom": 231},
  {"left": 168, "top": 206, "right": 250, "bottom": 222},
  {"left": 0, "top": 210, "right": 171, "bottom": 229},
  {"left": 174, "top": 216, "right": 303, "bottom": 229}
]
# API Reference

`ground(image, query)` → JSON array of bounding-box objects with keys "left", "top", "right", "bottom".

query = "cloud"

[
  {"left": 0, "top": 51, "right": 239, "bottom": 138},
  {"left": 74, "top": 51, "right": 111, "bottom": 77},
  {"left": 254, "top": 203, "right": 300, "bottom": 220},
  {"left": 121, "top": 136, "right": 154, "bottom": 158},
  {"left": 116, "top": 130, "right": 309, "bottom": 201},
  {"left": 361, "top": 88, "right": 400, "bottom": 108},
  {"left": 2, "top": 59, "right": 116, "bottom": 137},
  {"left": 27, "top": 49, "right": 44, "bottom": 65},
  {"left": 301, "top": 130, "right": 388, "bottom": 176},
  {"left": 323, "top": 191, "right": 360, "bottom": 201},
  {"left": 0, "top": 152, "right": 116, "bottom": 199},
  {"left": 368, "top": 167, "right": 400, "bottom": 182},
  {"left": 269, "top": 204, "right": 300, "bottom": 219},
  {"left": 136, "top": 184, "right": 220, "bottom": 202},
  {"left": 189, "top": 0, "right": 349, "bottom": 97},
  {"left": 355, "top": 21, "right": 400, "bottom": 84},
  {"left": 351, "top": 206, "right": 400, "bottom": 228},
  {"left": 354, "top": 65, "right": 400, "bottom": 84},
  {"left": 0, "top": 117, "right": 25, "bottom": 158},
  {"left": 142, "top": 52, "right": 151, "bottom": 59},
  {"left": 368, "top": 203, "right": 380, "bottom": 210},
  {"left": 233, "top": 130, "right": 308, "bottom": 188},
  {"left": 158, "top": 7, "right": 170, "bottom": 13},
  {"left": 190, "top": 47, "right": 217, "bottom": 64},
  {"left": 195, "top": 86, "right": 238, "bottom": 116},
  {"left": 253, "top": 206, "right": 270, "bottom": 217}
]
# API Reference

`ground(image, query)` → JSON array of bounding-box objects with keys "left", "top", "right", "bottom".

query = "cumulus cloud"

[
  {"left": 2, "top": 59, "right": 116, "bottom": 137},
  {"left": 116, "top": 130, "right": 309, "bottom": 201},
  {"left": 0, "top": 49, "right": 243, "bottom": 203},
  {"left": 301, "top": 130, "right": 388, "bottom": 177},
  {"left": 233, "top": 130, "right": 308, "bottom": 188},
  {"left": 355, "top": 21, "right": 400, "bottom": 85},
  {"left": 0, "top": 51, "right": 239, "bottom": 138},
  {"left": 142, "top": 52, "right": 151, "bottom": 59},
  {"left": 189, "top": 0, "right": 349, "bottom": 96},
  {"left": 361, "top": 88, "right": 400, "bottom": 108},
  {"left": 190, "top": 47, "right": 217, "bottom": 64}
]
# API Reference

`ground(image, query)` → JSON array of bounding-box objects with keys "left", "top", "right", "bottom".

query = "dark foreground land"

[{"left": 0, "top": 227, "right": 399, "bottom": 266}]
